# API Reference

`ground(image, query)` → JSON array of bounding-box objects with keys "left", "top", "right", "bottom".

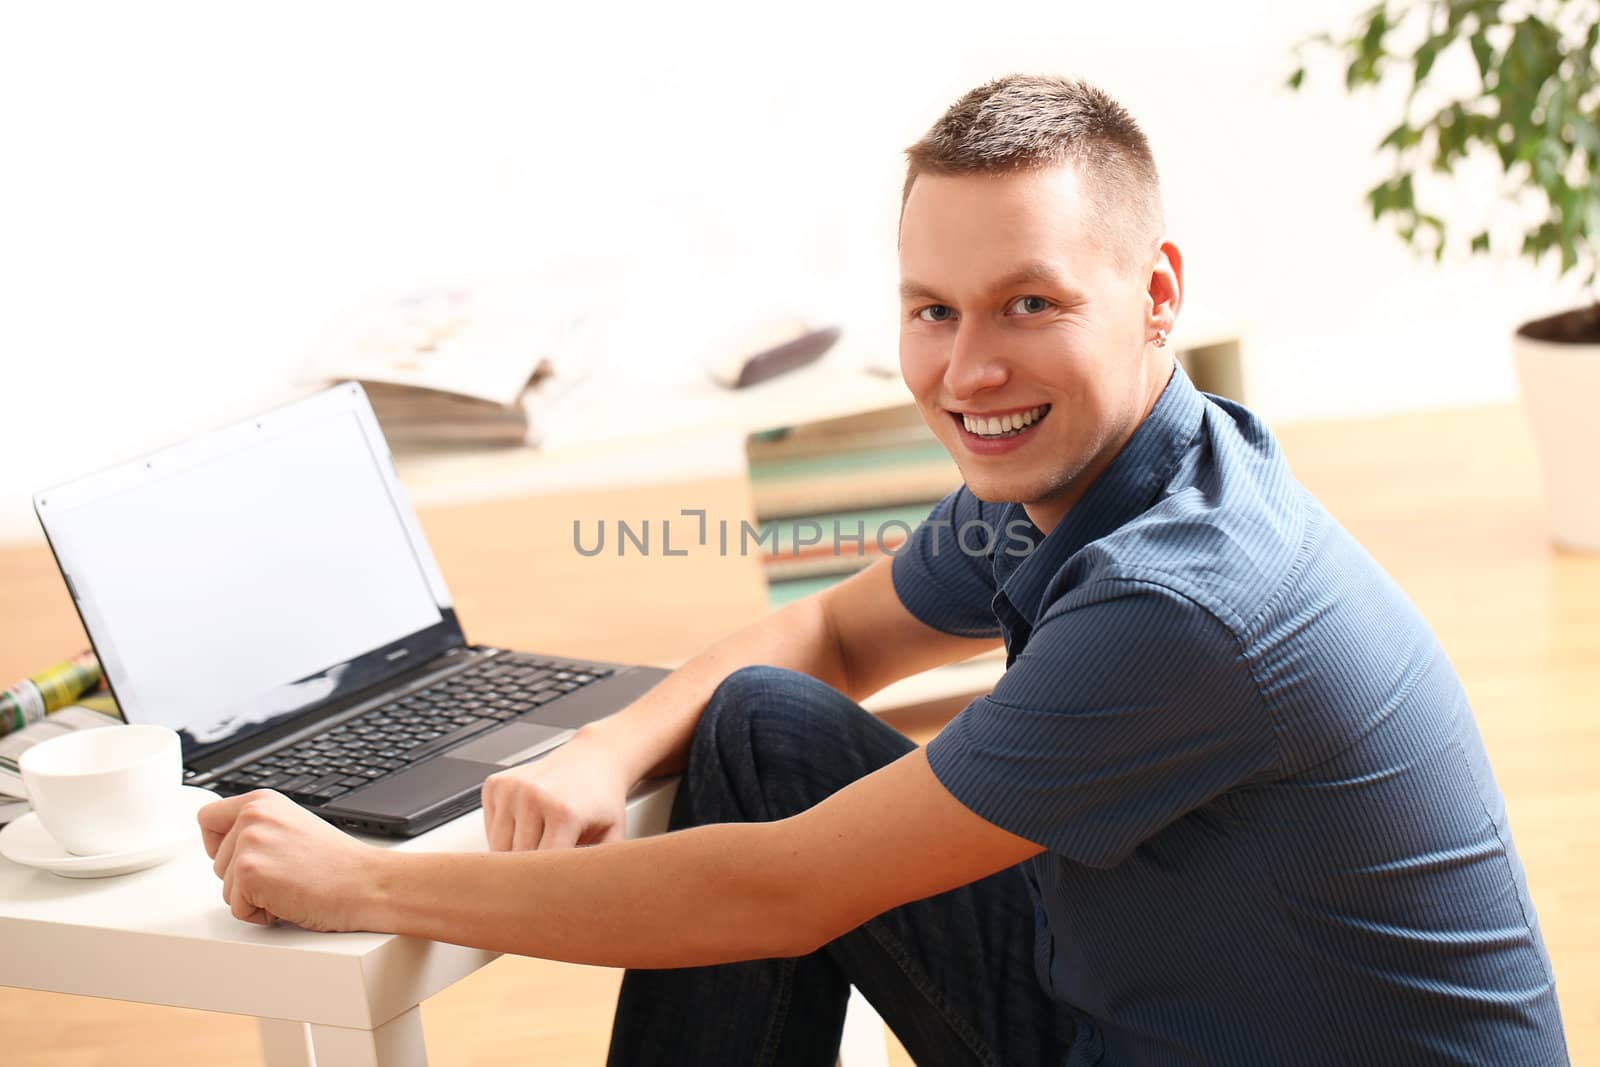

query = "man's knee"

[
  {"left": 686, "top": 665, "right": 864, "bottom": 821},
  {"left": 699, "top": 664, "right": 837, "bottom": 764},
  {"left": 706, "top": 664, "right": 808, "bottom": 720}
]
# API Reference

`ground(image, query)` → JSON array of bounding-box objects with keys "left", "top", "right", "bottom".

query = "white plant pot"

[{"left": 1513, "top": 329, "right": 1600, "bottom": 552}]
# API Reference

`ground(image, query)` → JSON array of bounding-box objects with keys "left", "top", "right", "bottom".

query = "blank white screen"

[{"left": 52, "top": 409, "right": 444, "bottom": 740}]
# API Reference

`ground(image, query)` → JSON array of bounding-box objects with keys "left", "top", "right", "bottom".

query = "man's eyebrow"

[
  {"left": 899, "top": 279, "right": 943, "bottom": 302},
  {"left": 898, "top": 262, "right": 1088, "bottom": 304},
  {"left": 989, "top": 262, "right": 1087, "bottom": 300}
]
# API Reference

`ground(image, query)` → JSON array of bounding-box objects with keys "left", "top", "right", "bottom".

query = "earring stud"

[{"left": 1153, "top": 329, "right": 1169, "bottom": 348}]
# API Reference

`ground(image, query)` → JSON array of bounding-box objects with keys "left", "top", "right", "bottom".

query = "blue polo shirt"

[{"left": 893, "top": 363, "right": 1567, "bottom": 1065}]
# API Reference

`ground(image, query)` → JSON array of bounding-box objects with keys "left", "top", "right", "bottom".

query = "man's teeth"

[{"left": 962, "top": 405, "right": 1048, "bottom": 437}]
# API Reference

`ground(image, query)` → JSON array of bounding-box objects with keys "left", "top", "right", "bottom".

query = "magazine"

[{"left": 0, "top": 706, "right": 124, "bottom": 823}]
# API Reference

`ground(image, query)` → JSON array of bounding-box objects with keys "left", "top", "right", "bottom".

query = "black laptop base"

[{"left": 204, "top": 651, "right": 669, "bottom": 837}]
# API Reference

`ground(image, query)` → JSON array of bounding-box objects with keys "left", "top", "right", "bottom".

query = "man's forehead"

[
  {"left": 898, "top": 168, "right": 1100, "bottom": 285},
  {"left": 901, "top": 166, "right": 1091, "bottom": 230}
]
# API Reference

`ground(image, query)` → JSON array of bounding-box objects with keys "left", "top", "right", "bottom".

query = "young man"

[{"left": 201, "top": 76, "right": 1568, "bottom": 1064}]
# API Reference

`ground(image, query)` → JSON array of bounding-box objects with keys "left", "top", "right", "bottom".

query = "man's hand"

[
  {"left": 198, "top": 790, "right": 382, "bottom": 931},
  {"left": 481, "top": 728, "right": 632, "bottom": 852}
]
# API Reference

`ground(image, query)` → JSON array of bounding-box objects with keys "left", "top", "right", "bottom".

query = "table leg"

[
  {"left": 259, "top": 1018, "right": 313, "bottom": 1067},
  {"left": 259, "top": 1007, "right": 428, "bottom": 1067}
]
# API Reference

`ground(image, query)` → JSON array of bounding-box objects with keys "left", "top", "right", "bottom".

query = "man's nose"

[{"left": 943, "top": 322, "right": 1009, "bottom": 400}]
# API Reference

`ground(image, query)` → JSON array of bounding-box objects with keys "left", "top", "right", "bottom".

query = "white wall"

[{"left": 1, "top": 0, "right": 1589, "bottom": 543}]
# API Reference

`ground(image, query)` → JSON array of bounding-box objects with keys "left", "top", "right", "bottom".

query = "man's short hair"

[{"left": 903, "top": 75, "right": 1166, "bottom": 274}]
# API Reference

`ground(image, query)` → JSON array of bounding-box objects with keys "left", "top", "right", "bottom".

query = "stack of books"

[
  {"left": 302, "top": 282, "right": 598, "bottom": 447},
  {"left": 747, "top": 405, "right": 961, "bottom": 607}
]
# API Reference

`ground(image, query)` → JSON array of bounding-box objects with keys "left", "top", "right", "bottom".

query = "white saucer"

[{"left": 0, "top": 785, "right": 217, "bottom": 878}]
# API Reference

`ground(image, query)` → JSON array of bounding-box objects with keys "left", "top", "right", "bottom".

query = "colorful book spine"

[{"left": 0, "top": 652, "right": 102, "bottom": 736}]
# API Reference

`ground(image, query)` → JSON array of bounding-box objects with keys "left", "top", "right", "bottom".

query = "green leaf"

[
  {"left": 1346, "top": 54, "right": 1380, "bottom": 89},
  {"left": 1509, "top": 16, "right": 1558, "bottom": 89},
  {"left": 1461, "top": 112, "right": 1496, "bottom": 142},
  {"left": 1419, "top": 213, "right": 1446, "bottom": 261},
  {"left": 1469, "top": 30, "right": 1494, "bottom": 83},
  {"left": 1532, "top": 140, "right": 1564, "bottom": 186},
  {"left": 1288, "top": 67, "right": 1306, "bottom": 90},
  {"left": 1544, "top": 81, "right": 1568, "bottom": 133},
  {"left": 1573, "top": 117, "right": 1600, "bottom": 157},
  {"left": 1366, "top": 181, "right": 1389, "bottom": 221},
  {"left": 1522, "top": 220, "right": 1561, "bottom": 262},
  {"left": 1516, "top": 131, "right": 1542, "bottom": 165},
  {"left": 1470, "top": 230, "right": 1491, "bottom": 252},
  {"left": 1414, "top": 37, "right": 1443, "bottom": 86},
  {"left": 1496, "top": 127, "right": 1518, "bottom": 168},
  {"left": 1556, "top": 185, "right": 1597, "bottom": 249},
  {"left": 1431, "top": 104, "right": 1474, "bottom": 171},
  {"left": 1522, "top": 221, "right": 1559, "bottom": 261},
  {"left": 1511, "top": 17, "right": 1537, "bottom": 71},
  {"left": 1380, "top": 121, "right": 1421, "bottom": 151},
  {"left": 1361, "top": 5, "right": 1389, "bottom": 61},
  {"left": 1446, "top": 0, "right": 1503, "bottom": 34},
  {"left": 1344, "top": 3, "right": 1390, "bottom": 88}
]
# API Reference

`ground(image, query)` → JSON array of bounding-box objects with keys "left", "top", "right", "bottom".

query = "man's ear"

[{"left": 1146, "top": 239, "right": 1183, "bottom": 338}]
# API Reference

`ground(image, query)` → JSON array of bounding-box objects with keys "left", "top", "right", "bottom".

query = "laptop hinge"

[{"left": 187, "top": 646, "right": 501, "bottom": 782}]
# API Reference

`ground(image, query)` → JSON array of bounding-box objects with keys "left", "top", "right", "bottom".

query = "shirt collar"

[{"left": 994, "top": 360, "right": 1206, "bottom": 624}]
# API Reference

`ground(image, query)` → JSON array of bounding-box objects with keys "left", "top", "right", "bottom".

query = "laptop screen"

[{"left": 35, "top": 384, "right": 464, "bottom": 760}]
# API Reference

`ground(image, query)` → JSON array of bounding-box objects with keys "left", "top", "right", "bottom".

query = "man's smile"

[{"left": 949, "top": 404, "right": 1052, "bottom": 452}]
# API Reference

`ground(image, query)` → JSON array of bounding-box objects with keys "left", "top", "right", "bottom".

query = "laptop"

[{"left": 32, "top": 382, "right": 671, "bottom": 837}]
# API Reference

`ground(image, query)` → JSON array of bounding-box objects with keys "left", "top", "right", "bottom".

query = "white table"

[
  {"left": 0, "top": 779, "right": 679, "bottom": 1067},
  {"left": 1, "top": 779, "right": 890, "bottom": 1066}
]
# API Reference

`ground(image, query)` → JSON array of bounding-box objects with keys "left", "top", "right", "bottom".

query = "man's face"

[{"left": 898, "top": 165, "right": 1174, "bottom": 534}]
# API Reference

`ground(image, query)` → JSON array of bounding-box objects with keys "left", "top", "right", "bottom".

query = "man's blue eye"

[
  {"left": 1011, "top": 296, "right": 1051, "bottom": 315},
  {"left": 917, "top": 305, "right": 954, "bottom": 322}
]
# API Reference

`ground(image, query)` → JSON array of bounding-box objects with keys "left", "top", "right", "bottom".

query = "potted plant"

[{"left": 1289, "top": 0, "right": 1600, "bottom": 551}]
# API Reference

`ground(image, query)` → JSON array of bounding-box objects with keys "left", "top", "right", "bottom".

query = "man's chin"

[
  {"left": 960, "top": 472, "right": 1081, "bottom": 514},
  {"left": 959, "top": 477, "right": 1035, "bottom": 506}
]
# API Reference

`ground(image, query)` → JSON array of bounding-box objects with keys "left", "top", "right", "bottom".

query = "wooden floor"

[{"left": 2, "top": 404, "right": 1595, "bottom": 1064}]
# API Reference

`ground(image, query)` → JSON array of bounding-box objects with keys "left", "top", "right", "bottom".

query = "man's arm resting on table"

[{"left": 202, "top": 746, "right": 1043, "bottom": 968}]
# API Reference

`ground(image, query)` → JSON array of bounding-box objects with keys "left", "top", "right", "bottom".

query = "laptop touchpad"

[{"left": 450, "top": 722, "right": 576, "bottom": 767}]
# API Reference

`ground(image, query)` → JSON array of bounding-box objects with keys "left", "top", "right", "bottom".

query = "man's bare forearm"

[
  {"left": 366, "top": 820, "right": 828, "bottom": 968},
  {"left": 583, "top": 595, "right": 851, "bottom": 783}
]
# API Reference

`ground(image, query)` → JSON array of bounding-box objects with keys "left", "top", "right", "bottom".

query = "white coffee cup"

[{"left": 19, "top": 724, "right": 184, "bottom": 856}]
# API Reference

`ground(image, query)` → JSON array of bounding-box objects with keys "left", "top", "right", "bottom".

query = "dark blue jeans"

[{"left": 606, "top": 665, "right": 1077, "bottom": 1066}]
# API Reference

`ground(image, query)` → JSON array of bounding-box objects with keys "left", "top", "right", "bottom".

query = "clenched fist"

[
  {"left": 199, "top": 790, "right": 383, "bottom": 932},
  {"left": 481, "top": 728, "right": 634, "bottom": 852}
]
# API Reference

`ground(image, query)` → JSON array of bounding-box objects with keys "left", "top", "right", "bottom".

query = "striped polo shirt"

[{"left": 893, "top": 362, "right": 1568, "bottom": 1065}]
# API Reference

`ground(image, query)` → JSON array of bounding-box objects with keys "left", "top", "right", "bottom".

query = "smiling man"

[{"left": 201, "top": 76, "right": 1568, "bottom": 1065}]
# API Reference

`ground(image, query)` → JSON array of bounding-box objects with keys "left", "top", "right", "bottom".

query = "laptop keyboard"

[{"left": 211, "top": 654, "right": 611, "bottom": 804}]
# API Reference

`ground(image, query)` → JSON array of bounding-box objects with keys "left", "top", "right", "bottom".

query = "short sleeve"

[
  {"left": 925, "top": 579, "right": 1277, "bottom": 868},
  {"left": 890, "top": 486, "right": 1004, "bottom": 639}
]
